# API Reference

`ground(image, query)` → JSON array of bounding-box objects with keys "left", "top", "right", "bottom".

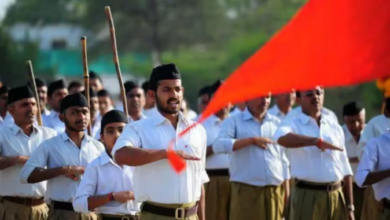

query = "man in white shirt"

[
  {"left": 73, "top": 110, "right": 140, "bottom": 220},
  {"left": 355, "top": 127, "right": 390, "bottom": 220},
  {"left": 214, "top": 92, "right": 290, "bottom": 220},
  {"left": 201, "top": 80, "right": 232, "bottom": 220},
  {"left": 0, "top": 85, "right": 57, "bottom": 220},
  {"left": 197, "top": 85, "right": 210, "bottom": 115},
  {"left": 112, "top": 63, "right": 209, "bottom": 220},
  {"left": 141, "top": 81, "right": 158, "bottom": 117},
  {"left": 20, "top": 93, "right": 104, "bottom": 220},
  {"left": 97, "top": 89, "right": 114, "bottom": 117},
  {"left": 82, "top": 88, "right": 100, "bottom": 138},
  {"left": 342, "top": 101, "right": 366, "bottom": 220},
  {"left": 0, "top": 85, "right": 10, "bottom": 125},
  {"left": 43, "top": 80, "right": 68, "bottom": 133},
  {"left": 27, "top": 78, "right": 51, "bottom": 118},
  {"left": 268, "top": 90, "right": 296, "bottom": 120},
  {"left": 124, "top": 81, "right": 147, "bottom": 121},
  {"left": 274, "top": 86, "right": 354, "bottom": 220},
  {"left": 357, "top": 97, "right": 390, "bottom": 220}
]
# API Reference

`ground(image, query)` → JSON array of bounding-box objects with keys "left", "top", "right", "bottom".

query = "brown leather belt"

[
  {"left": 206, "top": 169, "right": 229, "bottom": 177},
  {"left": 101, "top": 214, "right": 139, "bottom": 220},
  {"left": 296, "top": 180, "right": 343, "bottom": 192},
  {"left": 2, "top": 196, "right": 45, "bottom": 206},
  {"left": 141, "top": 202, "right": 198, "bottom": 219},
  {"left": 52, "top": 201, "right": 74, "bottom": 211}
]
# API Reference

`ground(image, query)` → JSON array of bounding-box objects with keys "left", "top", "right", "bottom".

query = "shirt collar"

[
  {"left": 100, "top": 150, "right": 113, "bottom": 165},
  {"left": 129, "top": 113, "right": 147, "bottom": 122},
  {"left": 242, "top": 108, "right": 271, "bottom": 122},
  {"left": 298, "top": 112, "right": 328, "bottom": 125},
  {"left": 152, "top": 110, "right": 189, "bottom": 127},
  {"left": 60, "top": 131, "right": 91, "bottom": 143},
  {"left": 342, "top": 124, "right": 355, "bottom": 142},
  {"left": 271, "top": 105, "right": 284, "bottom": 116},
  {"left": 10, "top": 123, "right": 39, "bottom": 136}
]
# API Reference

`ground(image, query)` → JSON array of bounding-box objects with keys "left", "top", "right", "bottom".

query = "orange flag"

[{"left": 169, "top": 0, "right": 390, "bottom": 172}]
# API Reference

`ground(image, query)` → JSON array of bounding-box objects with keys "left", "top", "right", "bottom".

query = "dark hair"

[
  {"left": 97, "top": 89, "right": 111, "bottom": 98},
  {"left": 89, "top": 71, "right": 102, "bottom": 83},
  {"left": 198, "top": 85, "right": 210, "bottom": 97},
  {"left": 68, "top": 81, "right": 82, "bottom": 91},
  {"left": 142, "top": 81, "right": 150, "bottom": 93}
]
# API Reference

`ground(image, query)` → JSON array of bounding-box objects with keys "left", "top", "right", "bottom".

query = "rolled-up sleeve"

[
  {"left": 112, "top": 124, "right": 142, "bottom": 162},
  {"left": 212, "top": 117, "right": 236, "bottom": 153},
  {"left": 72, "top": 163, "right": 98, "bottom": 213},
  {"left": 355, "top": 140, "right": 378, "bottom": 188},
  {"left": 20, "top": 141, "right": 49, "bottom": 184}
]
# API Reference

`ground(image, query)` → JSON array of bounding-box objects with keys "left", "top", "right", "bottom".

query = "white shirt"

[
  {"left": 230, "top": 107, "right": 245, "bottom": 116},
  {"left": 42, "top": 110, "right": 65, "bottom": 133},
  {"left": 112, "top": 111, "right": 209, "bottom": 204},
  {"left": 142, "top": 107, "right": 158, "bottom": 118},
  {"left": 202, "top": 115, "right": 230, "bottom": 170},
  {"left": 355, "top": 132, "right": 390, "bottom": 201},
  {"left": 187, "top": 109, "right": 198, "bottom": 120},
  {"left": 213, "top": 109, "right": 290, "bottom": 187},
  {"left": 286, "top": 106, "right": 338, "bottom": 124},
  {"left": 0, "top": 123, "right": 56, "bottom": 198},
  {"left": 342, "top": 125, "right": 360, "bottom": 176},
  {"left": 273, "top": 112, "right": 353, "bottom": 183},
  {"left": 268, "top": 105, "right": 288, "bottom": 120},
  {"left": 358, "top": 114, "right": 389, "bottom": 159},
  {"left": 73, "top": 151, "right": 140, "bottom": 215},
  {"left": 20, "top": 132, "right": 105, "bottom": 202},
  {"left": 0, "top": 112, "right": 12, "bottom": 126},
  {"left": 90, "top": 118, "right": 101, "bottom": 140}
]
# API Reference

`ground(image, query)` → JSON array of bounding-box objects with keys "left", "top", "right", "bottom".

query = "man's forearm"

[
  {"left": 87, "top": 194, "right": 111, "bottom": 211},
  {"left": 0, "top": 156, "right": 16, "bottom": 170},
  {"left": 27, "top": 167, "right": 66, "bottom": 183},
  {"left": 362, "top": 169, "right": 390, "bottom": 186},
  {"left": 232, "top": 138, "right": 255, "bottom": 151},
  {"left": 343, "top": 175, "right": 353, "bottom": 206},
  {"left": 277, "top": 133, "right": 319, "bottom": 148},
  {"left": 114, "top": 147, "right": 167, "bottom": 166},
  {"left": 198, "top": 185, "right": 205, "bottom": 220}
]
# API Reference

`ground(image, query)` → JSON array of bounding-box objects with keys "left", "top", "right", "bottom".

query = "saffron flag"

[{"left": 169, "top": 0, "right": 390, "bottom": 172}]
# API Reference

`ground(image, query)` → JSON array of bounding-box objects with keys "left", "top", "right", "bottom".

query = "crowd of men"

[{"left": 0, "top": 63, "right": 389, "bottom": 220}]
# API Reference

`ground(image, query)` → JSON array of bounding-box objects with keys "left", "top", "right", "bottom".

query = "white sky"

[{"left": 0, "top": 0, "right": 15, "bottom": 21}]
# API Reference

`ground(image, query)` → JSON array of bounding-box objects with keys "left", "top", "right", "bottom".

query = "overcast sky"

[{"left": 0, "top": 0, "right": 15, "bottom": 21}]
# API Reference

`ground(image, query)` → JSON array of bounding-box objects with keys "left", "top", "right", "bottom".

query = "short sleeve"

[{"left": 111, "top": 124, "right": 142, "bottom": 161}]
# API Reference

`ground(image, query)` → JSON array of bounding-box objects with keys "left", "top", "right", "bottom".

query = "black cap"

[
  {"left": 48, "top": 80, "right": 66, "bottom": 97},
  {"left": 7, "top": 85, "right": 35, "bottom": 105},
  {"left": 142, "top": 81, "right": 150, "bottom": 92},
  {"left": 198, "top": 85, "right": 210, "bottom": 97},
  {"left": 100, "top": 110, "right": 128, "bottom": 133},
  {"left": 97, "top": 89, "right": 111, "bottom": 97},
  {"left": 342, "top": 101, "right": 364, "bottom": 116},
  {"left": 124, "top": 81, "right": 139, "bottom": 94},
  {"left": 208, "top": 80, "right": 223, "bottom": 97},
  {"left": 0, "top": 85, "right": 10, "bottom": 96},
  {"left": 89, "top": 71, "right": 102, "bottom": 81},
  {"left": 149, "top": 63, "right": 181, "bottom": 91},
  {"left": 60, "top": 93, "right": 88, "bottom": 113},
  {"left": 27, "top": 78, "right": 46, "bottom": 89}
]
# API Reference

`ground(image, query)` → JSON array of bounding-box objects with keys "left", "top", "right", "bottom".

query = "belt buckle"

[{"left": 175, "top": 207, "right": 186, "bottom": 219}]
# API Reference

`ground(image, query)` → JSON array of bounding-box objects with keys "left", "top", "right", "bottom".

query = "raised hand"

[
  {"left": 173, "top": 150, "right": 200, "bottom": 161},
  {"left": 316, "top": 139, "right": 343, "bottom": 151}
]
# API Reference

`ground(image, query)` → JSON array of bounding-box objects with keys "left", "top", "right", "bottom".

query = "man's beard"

[{"left": 156, "top": 95, "right": 180, "bottom": 114}]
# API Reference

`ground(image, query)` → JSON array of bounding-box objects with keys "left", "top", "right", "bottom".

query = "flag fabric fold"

[{"left": 170, "top": 0, "right": 390, "bottom": 172}]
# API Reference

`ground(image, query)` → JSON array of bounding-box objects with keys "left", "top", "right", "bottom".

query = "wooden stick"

[
  {"left": 105, "top": 6, "right": 129, "bottom": 117},
  {"left": 26, "top": 60, "right": 43, "bottom": 126},
  {"left": 81, "top": 36, "right": 92, "bottom": 135}
]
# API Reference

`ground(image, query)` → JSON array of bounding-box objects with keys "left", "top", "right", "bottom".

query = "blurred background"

[{"left": 0, "top": 0, "right": 383, "bottom": 120}]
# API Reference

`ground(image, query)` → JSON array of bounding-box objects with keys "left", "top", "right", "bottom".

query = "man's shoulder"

[
  {"left": 38, "top": 126, "right": 57, "bottom": 137},
  {"left": 88, "top": 138, "right": 105, "bottom": 151},
  {"left": 368, "top": 114, "right": 386, "bottom": 125}
]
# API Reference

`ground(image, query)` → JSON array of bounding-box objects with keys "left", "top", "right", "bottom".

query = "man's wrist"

[{"left": 346, "top": 204, "right": 355, "bottom": 211}]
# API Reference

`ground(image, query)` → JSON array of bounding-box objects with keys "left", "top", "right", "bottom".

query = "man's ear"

[
  {"left": 59, "top": 112, "right": 65, "bottom": 122},
  {"left": 99, "top": 133, "right": 104, "bottom": 143},
  {"left": 148, "top": 90, "right": 156, "bottom": 102}
]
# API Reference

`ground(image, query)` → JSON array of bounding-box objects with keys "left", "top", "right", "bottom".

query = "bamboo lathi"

[
  {"left": 81, "top": 36, "right": 92, "bottom": 135},
  {"left": 26, "top": 60, "right": 43, "bottom": 126}
]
